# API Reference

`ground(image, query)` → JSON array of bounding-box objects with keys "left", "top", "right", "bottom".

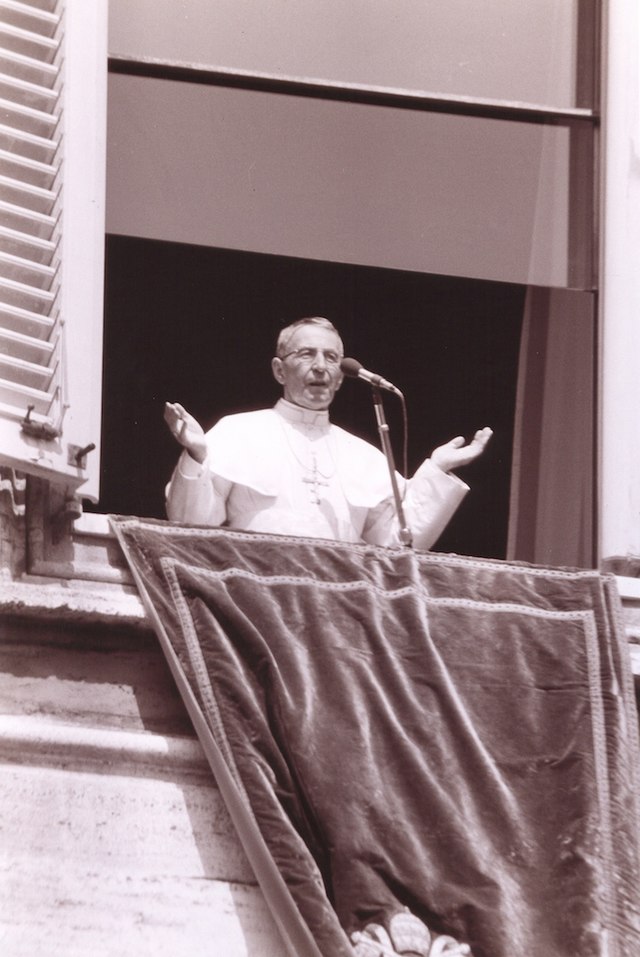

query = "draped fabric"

[
  {"left": 111, "top": 517, "right": 640, "bottom": 957},
  {"left": 507, "top": 286, "right": 595, "bottom": 568}
]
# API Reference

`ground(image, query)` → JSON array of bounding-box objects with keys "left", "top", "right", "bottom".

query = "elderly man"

[{"left": 164, "top": 317, "right": 492, "bottom": 549}]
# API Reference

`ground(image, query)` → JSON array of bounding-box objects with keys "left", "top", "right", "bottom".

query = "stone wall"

[{"left": 0, "top": 608, "right": 285, "bottom": 956}]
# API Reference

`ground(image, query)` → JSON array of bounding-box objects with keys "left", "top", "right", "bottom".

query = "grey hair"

[{"left": 275, "top": 317, "right": 343, "bottom": 358}]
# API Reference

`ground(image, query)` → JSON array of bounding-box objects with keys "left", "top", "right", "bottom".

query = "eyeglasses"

[{"left": 279, "top": 348, "right": 343, "bottom": 366}]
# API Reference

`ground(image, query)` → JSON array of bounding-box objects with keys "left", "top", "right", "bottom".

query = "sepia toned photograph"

[{"left": 1, "top": 2, "right": 639, "bottom": 955}]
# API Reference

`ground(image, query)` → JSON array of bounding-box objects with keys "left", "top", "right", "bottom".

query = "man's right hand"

[{"left": 164, "top": 402, "right": 207, "bottom": 464}]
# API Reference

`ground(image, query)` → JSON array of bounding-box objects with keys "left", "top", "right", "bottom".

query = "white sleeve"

[
  {"left": 165, "top": 449, "right": 231, "bottom": 526},
  {"left": 362, "top": 459, "right": 468, "bottom": 549},
  {"left": 403, "top": 459, "right": 468, "bottom": 549}
]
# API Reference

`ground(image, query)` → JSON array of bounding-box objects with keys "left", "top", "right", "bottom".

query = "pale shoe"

[
  {"left": 428, "top": 934, "right": 472, "bottom": 957},
  {"left": 350, "top": 911, "right": 472, "bottom": 957},
  {"left": 388, "top": 911, "right": 431, "bottom": 955},
  {"left": 351, "top": 922, "right": 397, "bottom": 956}
]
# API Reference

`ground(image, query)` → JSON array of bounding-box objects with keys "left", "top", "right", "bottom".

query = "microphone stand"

[{"left": 370, "top": 387, "right": 413, "bottom": 547}]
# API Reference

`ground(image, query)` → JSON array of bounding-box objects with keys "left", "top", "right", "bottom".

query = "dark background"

[{"left": 95, "top": 235, "right": 525, "bottom": 558}]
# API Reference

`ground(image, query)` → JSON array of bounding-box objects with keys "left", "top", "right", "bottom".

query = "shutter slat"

[
  {"left": 0, "top": 45, "right": 59, "bottom": 89},
  {"left": 0, "top": 273, "right": 57, "bottom": 313},
  {"left": 0, "top": 1, "right": 60, "bottom": 40},
  {"left": 0, "top": 198, "right": 57, "bottom": 237},
  {"left": 0, "top": 324, "right": 54, "bottom": 363},
  {"left": 0, "top": 249, "right": 57, "bottom": 289},
  {"left": 0, "top": 375, "right": 52, "bottom": 414},
  {"left": 0, "top": 94, "right": 59, "bottom": 138},
  {"left": 0, "top": 21, "right": 58, "bottom": 62},
  {"left": 0, "top": 69, "right": 60, "bottom": 114},
  {"left": 0, "top": 300, "right": 55, "bottom": 338},
  {"left": 0, "top": 223, "right": 57, "bottom": 263},
  {"left": 0, "top": 172, "right": 57, "bottom": 214},
  {"left": 0, "top": 121, "right": 58, "bottom": 163},
  {"left": 18, "top": 0, "right": 59, "bottom": 13},
  {"left": 0, "top": 350, "right": 54, "bottom": 387},
  {"left": 0, "top": 146, "right": 57, "bottom": 187}
]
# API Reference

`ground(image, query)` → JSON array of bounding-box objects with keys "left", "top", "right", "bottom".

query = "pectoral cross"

[{"left": 302, "top": 452, "right": 330, "bottom": 504}]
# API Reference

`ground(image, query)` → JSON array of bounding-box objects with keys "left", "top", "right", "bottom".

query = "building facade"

[{"left": 1, "top": 1, "right": 639, "bottom": 952}]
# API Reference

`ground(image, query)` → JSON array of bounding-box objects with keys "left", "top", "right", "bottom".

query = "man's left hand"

[{"left": 431, "top": 427, "right": 493, "bottom": 473}]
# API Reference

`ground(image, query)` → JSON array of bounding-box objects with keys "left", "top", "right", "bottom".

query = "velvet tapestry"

[{"left": 111, "top": 517, "right": 640, "bottom": 957}]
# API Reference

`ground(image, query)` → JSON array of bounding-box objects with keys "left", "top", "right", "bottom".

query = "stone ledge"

[
  {"left": 4, "top": 571, "right": 639, "bottom": 675},
  {"left": 0, "top": 714, "right": 209, "bottom": 781},
  {"left": 0, "top": 577, "right": 149, "bottom": 629}
]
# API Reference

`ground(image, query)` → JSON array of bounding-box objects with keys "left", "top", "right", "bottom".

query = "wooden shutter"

[{"left": 0, "top": 0, "right": 106, "bottom": 501}]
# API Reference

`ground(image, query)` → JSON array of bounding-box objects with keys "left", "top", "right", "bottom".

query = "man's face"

[{"left": 271, "top": 326, "right": 344, "bottom": 410}]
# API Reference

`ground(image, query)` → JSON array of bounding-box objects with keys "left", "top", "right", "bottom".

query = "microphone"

[{"left": 340, "top": 357, "right": 402, "bottom": 396}]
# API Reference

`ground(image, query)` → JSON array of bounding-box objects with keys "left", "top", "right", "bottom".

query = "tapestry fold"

[{"left": 111, "top": 517, "right": 640, "bottom": 957}]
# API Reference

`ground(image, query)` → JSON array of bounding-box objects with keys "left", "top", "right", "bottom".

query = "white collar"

[{"left": 275, "top": 398, "right": 330, "bottom": 429}]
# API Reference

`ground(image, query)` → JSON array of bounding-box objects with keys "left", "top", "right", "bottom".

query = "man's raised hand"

[
  {"left": 164, "top": 402, "right": 207, "bottom": 464},
  {"left": 431, "top": 427, "right": 493, "bottom": 474}
]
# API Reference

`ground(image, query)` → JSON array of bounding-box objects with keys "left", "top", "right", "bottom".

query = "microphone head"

[{"left": 339, "top": 357, "right": 362, "bottom": 377}]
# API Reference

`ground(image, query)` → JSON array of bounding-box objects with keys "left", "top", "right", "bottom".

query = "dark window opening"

[{"left": 95, "top": 235, "right": 524, "bottom": 559}]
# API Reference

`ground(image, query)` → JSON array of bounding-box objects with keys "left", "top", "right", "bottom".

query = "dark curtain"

[{"left": 112, "top": 517, "right": 640, "bottom": 957}]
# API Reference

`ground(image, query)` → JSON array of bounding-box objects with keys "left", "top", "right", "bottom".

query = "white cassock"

[{"left": 165, "top": 399, "right": 469, "bottom": 549}]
